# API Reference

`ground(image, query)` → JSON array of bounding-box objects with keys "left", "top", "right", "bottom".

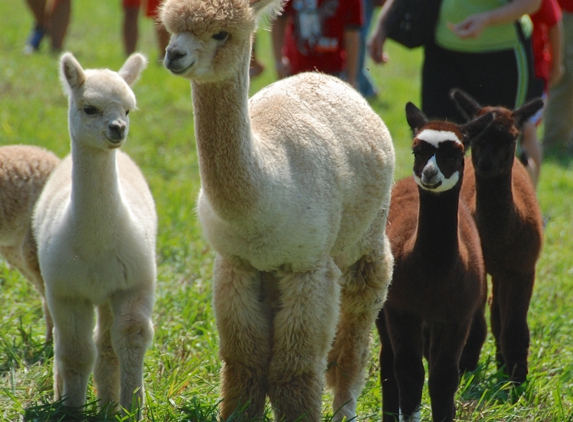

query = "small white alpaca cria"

[{"left": 32, "top": 52, "right": 157, "bottom": 418}]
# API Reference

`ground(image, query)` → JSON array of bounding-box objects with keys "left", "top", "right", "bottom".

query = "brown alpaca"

[
  {"left": 0, "top": 145, "right": 60, "bottom": 342},
  {"left": 452, "top": 89, "right": 544, "bottom": 384},
  {"left": 377, "top": 103, "right": 491, "bottom": 422},
  {"left": 160, "top": 0, "right": 395, "bottom": 420}
]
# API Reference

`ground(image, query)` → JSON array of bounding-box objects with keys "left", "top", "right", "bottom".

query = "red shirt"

[
  {"left": 282, "top": 0, "right": 363, "bottom": 75},
  {"left": 530, "top": 0, "right": 562, "bottom": 84},
  {"left": 557, "top": 0, "right": 573, "bottom": 13}
]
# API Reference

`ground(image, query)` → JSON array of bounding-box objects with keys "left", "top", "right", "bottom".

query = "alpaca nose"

[
  {"left": 108, "top": 120, "right": 126, "bottom": 142},
  {"left": 422, "top": 163, "right": 439, "bottom": 184},
  {"left": 166, "top": 47, "right": 186, "bottom": 63}
]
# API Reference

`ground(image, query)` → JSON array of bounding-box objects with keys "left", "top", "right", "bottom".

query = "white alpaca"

[
  {"left": 32, "top": 53, "right": 156, "bottom": 417},
  {"left": 160, "top": 0, "right": 395, "bottom": 420},
  {"left": 0, "top": 145, "right": 60, "bottom": 342}
]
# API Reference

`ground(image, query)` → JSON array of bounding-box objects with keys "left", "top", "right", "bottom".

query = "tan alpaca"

[
  {"left": 0, "top": 145, "right": 60, "bottom": 342},
  {"left": 160, "top": 0, "right": 395, "bottom": 420},
  {"left": 32, "top": 53, "right": 156, "bottom": 418}
]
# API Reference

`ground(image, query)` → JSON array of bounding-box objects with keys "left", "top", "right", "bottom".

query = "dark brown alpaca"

[
  {"left": 377, "top": 103, "right": 492, "bottom": 422},
  {"left": 452, "top": 89, "right": 544, "bottom": 384}
]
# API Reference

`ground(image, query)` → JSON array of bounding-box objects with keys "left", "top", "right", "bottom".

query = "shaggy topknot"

[{"left": 160, "top": 0, "right": 284, "bottom": 37}]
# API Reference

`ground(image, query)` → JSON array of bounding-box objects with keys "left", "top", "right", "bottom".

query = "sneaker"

[{"left": 24, "top": 25, "right": 45, "bottom": 55}]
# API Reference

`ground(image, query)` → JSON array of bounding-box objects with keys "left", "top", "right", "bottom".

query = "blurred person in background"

[
  {"left": 369, "top": 0, "right": 543, "bottom": 186},
  {"left": 543, "top": 0, "right": 573, "bottom": 152},
  {"left": 272, "top": 0, "right": 363, "bottom": 90},
  {"left": 23, "top": 0, "right": 71, "bottom": 54}
]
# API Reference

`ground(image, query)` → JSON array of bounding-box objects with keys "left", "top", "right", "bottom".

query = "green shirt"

[{"left": 435, "top": 0, "right": 533, "bottom": 52}]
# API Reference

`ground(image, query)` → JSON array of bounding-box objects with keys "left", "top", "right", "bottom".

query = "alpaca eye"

[
  {"left": 83, "top": 106, "right": 98, "bottom": 115},
  {"left": 212, "top": 31, "right": 229, "bottom": 41},
  {"left": 126, "top": 110, "right": 130, "bottom": 116}
]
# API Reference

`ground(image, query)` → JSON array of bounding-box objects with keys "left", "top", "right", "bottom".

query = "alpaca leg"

[
  {"left": 376, "top": 311, "right": 400, "bottom": 422},
  {"left": 93, "top": 301, "right": 120, "bottom": 412},
  {"left": 268, "top": 259, "right": 341, "bottom": 422},
  {"left": 427, "top": 323, "right": 468, "bottom": 422},
  {"left": 489, "top": 289, "right": 505, "bottom": 369},
  {"left": 459, "top": 304, "right": 487, "bottom": 373},
  {"left": 42, "top": 299, "right": 54, "bottom": 343},
  {"left": 22, "top": 231, "right": 54, "bottom": 342},
  {"left": 494, "top": 271, "right": 534, "bottom": 384},
  {"left": 109, "top": 285, "right": 154, "bottom": 417},
  {"left": 212, "top": 255, "right": 271, "bottom": 421},
  {"left": 384, "top": 308, "right": 424, "bottom": 421},
  {"left": 48, "top": 296, "right": 96, "bottom": 407},
  {"left": 0, "top": 243, "right": 53, "bottom": 342},
  {"left": 326, "top": 252, "right": 391, "bottom": 421}
]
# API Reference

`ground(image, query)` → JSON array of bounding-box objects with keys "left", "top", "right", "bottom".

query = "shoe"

[{"left": 24, "top": 25, "right": 45, "bottom": 55}]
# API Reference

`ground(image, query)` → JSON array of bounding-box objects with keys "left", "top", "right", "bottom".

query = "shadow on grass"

[
  {"left": 177, "top": 397, "right": 346, "bottom": 422},
  {"left": 457, "top": 356, "right": 531, "bottom": 417},
  {"left": 24, "top": 398, "right": 120, "bottom": 422}
]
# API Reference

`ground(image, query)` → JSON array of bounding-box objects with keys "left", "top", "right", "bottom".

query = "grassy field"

[{"left": 1, "top": 1, "right": 573, "bottom": 421}]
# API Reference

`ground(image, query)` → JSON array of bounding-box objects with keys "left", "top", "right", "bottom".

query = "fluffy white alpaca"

[
  {"left": 0, "top": 145, "right": 60, "bottom": 342},
  {"left": 160, "top": 0, "right": 395, "bottom": 420},
  {"left": 32, "top": 53, "right": 156, "bottom": 417}
]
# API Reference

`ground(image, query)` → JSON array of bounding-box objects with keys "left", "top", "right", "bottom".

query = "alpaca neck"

[
  {"left": 191, "top": 48, "right": 260, "bottom": 219},
  {"left": 474, "top": 169, "right": 515, "bottom": 229},
  {"left": 414, "top": 185, "right": 461, "bottom": 265},
  {"left": 70, "top": 143, "right": 123, "bottom": 245}
]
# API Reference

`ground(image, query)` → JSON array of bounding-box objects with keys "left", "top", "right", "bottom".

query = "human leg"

[
  {"left": 543, "top": 12, "right": 573, "bottom": 150},
  {"left": 357, "top": 0, "right": 378, "bottom": 98},
  {"left": 49, "top": 0, "right": 71, "bottom": 52},
  {"left": 23, "top": 0, "right": 47, "bottom": 53},
  {"left": 145, "top": 0, "right": 169, "bottom": 60},
  {"left": 122, "top": 0, "right": 140, "bottom": 56}
]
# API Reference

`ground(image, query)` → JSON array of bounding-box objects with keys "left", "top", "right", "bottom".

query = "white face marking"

[
  {"left": 414, "top": 154, "right": 460, "bottom": 192},
  {"left": 417, "top": 129, "right": 462, "bottom": 148}
]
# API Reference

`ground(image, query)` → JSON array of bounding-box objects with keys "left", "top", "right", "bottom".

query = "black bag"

[{"left": 385, "top": 0, "right": 442, "bottom": 49}]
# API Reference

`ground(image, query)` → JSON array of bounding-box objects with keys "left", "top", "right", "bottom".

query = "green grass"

[{"left": 1, "top": 1, "right": 573, "bottom": 421}]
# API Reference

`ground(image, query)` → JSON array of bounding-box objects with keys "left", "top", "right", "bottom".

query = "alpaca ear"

[
  {"left": 512, "top": 98, "right": 545, "bottom": 128},
  {"left": 60, "top": 52, "right": 86, "bottom": 95},
  {"left": 450, "top": 89, "right": 482, "bottom": 121},
  {"left": 405, "top": 102, "right": 428, "bottom": 134},
  {"left": 119, "top": 53, "right": 148, "bottom": 86},
  {"left": 250, "top": 0, "right": 285, "bottom": 20},
  {"left": 460, "top": 111, "right": 494, "bottom": 143}
]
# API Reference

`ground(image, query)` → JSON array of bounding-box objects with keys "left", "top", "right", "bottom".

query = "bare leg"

[
  {"left": 110, "top": 285, "right": 154, "bottom": 417},
  {"left": 326, "top": 250, "right": 391, "bottom": 421},
  {"left": 24, "top": 0, "right": 47, "bottom": 27},
  {"left": 93, "top": 301, "right": 120, "bottom": 412},
  {"left": 155, "top": 22, "right": 170, "bottom": 60},
  {"left": 49, "top": 296, "right": 96, "bottom": 407},
  {"left": 268, "top": 259, "right": 341, "bottom": 422},
  {"left": 213, "top": 255, "right": 271, "bottom": 421},
  {"left": 521, "top": 121, "right": 541, "bottom": 188},
  {"left": 49, "top": 0, "right": 71, "bottom": 52},
  {"left": 122, "top": 5, "right": 139, "bottom": 56}
]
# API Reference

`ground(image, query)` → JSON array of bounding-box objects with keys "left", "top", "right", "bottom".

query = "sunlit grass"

[{"left": 1, "top": 1, "right": 572, "bottom": 420}]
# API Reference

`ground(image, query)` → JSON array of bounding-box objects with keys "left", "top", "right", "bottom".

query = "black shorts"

[{"left": 421, "top": 35, "right": 536, "bottom": 123}]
